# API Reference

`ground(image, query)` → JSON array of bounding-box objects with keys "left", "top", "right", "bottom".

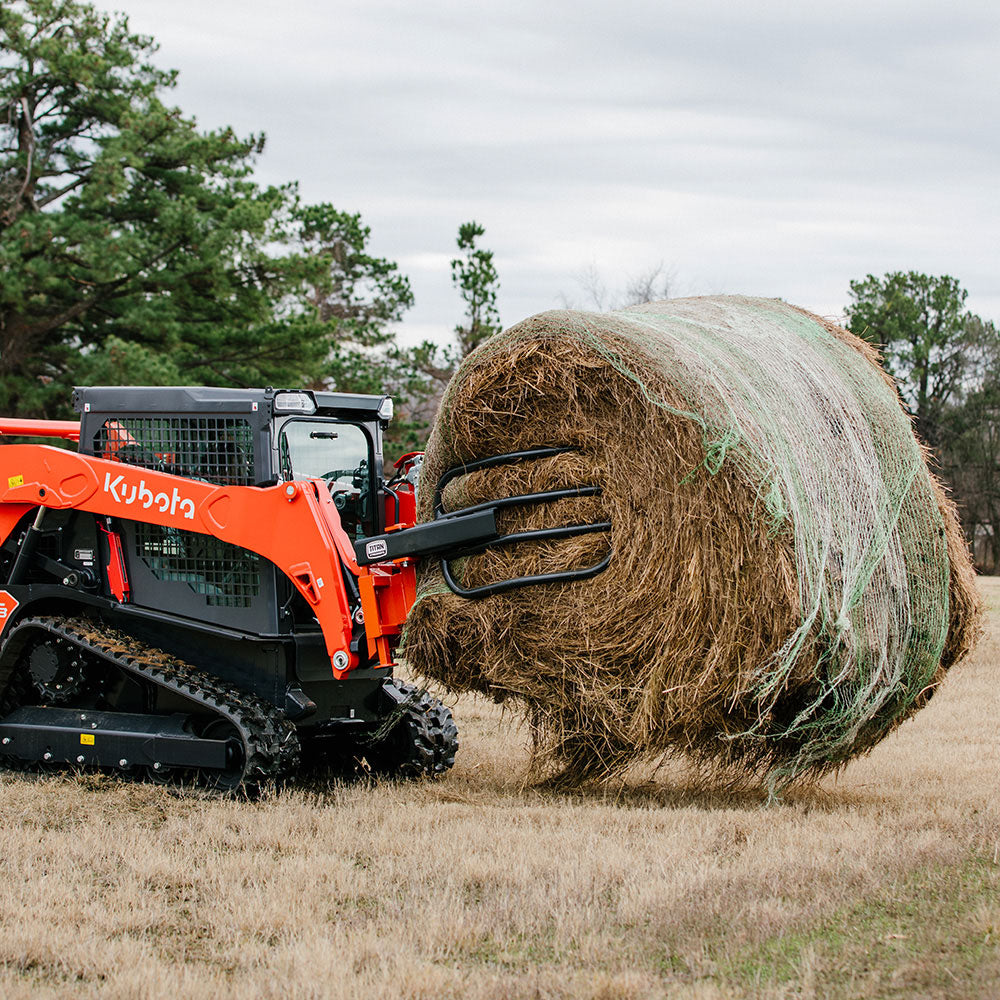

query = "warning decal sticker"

[{"left": 0, "top": 591, "right": 19, "bottom": 635}]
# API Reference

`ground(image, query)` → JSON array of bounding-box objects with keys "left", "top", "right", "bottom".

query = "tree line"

[
  {"left": 0, "top": 0, "right": 500, "bottom": 457},
  {"left": 845, "top": 272, "right": 1000, "bottom": 571},
  {"left": 3, "top": 0, "right": 998, "bottom": 565}
]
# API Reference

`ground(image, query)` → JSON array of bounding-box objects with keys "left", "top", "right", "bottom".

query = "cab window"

[{"left": 278, "top": 419, "right": 375, "bottom": 538}]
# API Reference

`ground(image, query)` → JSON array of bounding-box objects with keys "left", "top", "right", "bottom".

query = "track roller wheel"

[
  {"left": 144, "top": 761, "right": 178, "bottom": 784},
  {"left": 198, "top": 718, "right": 247, "bottom": 793}
]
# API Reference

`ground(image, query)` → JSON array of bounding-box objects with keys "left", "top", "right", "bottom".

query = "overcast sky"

[{"left": 99, "top": 0, "right": 999, "bottom": 346}]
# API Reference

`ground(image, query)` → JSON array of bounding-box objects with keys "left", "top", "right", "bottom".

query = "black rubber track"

[
  {"left": 0, "top": 616, "right": 300, "bottom": 794},
  {"left": 366, "top": 680, "right": 459, "bottom": 776}
]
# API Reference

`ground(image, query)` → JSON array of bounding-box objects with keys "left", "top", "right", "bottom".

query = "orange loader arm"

[
  {"left": 0, "top": 444, "right": 382, "bottom": 679},
  {"left": 0, "top": 418, "right": 80, "bottom": 441}
]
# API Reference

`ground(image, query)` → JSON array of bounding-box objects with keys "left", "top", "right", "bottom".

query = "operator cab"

[
  {"left": 69, "top": 385, "right": 394, "bottom": 635},
  {"left": 272, "top": 390, "right": 391, "bottom": 540},
  {"left": 74, "top": 385, "right": 393, "bottom": 540}
]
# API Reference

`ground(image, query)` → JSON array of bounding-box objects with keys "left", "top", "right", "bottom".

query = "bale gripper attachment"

[{"left": 431, "top": 446, "right": 612, "bottom": 599}]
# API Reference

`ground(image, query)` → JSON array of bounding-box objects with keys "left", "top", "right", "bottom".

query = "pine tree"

[{"left": 0, "top": 0, "right": 323, "bottom": 414}]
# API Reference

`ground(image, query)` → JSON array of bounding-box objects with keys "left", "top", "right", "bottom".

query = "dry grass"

[{"left": 0, "top": 583, "right": 998, "bottom": 999}]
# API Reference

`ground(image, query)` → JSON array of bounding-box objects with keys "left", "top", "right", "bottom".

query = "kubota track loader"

[{"left": 0, "top": 386, "right": 608, "bottom": 792}]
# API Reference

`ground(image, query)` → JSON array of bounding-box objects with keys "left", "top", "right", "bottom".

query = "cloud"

[{"left": 104, "top": 0, "right": 1000, "bottom": 330}]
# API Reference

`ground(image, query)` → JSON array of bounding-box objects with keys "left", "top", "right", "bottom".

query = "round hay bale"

[{"left": 402, "top": 295, "right": 981, "bottom": 790}]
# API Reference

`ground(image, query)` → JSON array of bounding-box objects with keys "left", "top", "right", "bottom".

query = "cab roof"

[{"left": 72, "top": 386, "right": 390, "bottom": 421}]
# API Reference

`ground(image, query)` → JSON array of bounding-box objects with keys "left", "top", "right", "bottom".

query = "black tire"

[{"left": 367, "top": 682, "right": 459, "bottom": 777}]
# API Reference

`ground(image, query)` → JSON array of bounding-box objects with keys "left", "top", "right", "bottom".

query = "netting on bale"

[{"left": 401, "top": 296, "right": 981, "bottom": 791}]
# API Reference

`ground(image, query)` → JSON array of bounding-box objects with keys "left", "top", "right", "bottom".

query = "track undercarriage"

[
  {"left": 0, "top": 386, "right": 521, "bottom": 795},
  {"left": 0, "top": 616, "right": 457, "bottom": 794}
]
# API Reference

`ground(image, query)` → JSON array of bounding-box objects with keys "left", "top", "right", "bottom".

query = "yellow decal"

[
  {"left": 7, "top": 474, "right": 23, "bottom": 489},
  {"left": 80, "top": 733, "right": 95, "bottom": 745}
]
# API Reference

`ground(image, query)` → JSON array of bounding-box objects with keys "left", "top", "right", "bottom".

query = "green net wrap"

[{"left": 588, "top": 298, "right": 949, "bottom": 768}]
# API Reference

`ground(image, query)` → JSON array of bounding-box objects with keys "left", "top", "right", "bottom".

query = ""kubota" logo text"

[{"left": 103, "top": 473, "right": 196, "bottom": 520}]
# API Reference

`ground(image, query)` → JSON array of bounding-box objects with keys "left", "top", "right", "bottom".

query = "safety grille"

[
  {"left": 93, "top": 417, "right": 255, "bottom": 486},
  {"left": 134, "top": 524, "right": 261, "bottom": 608},
  {"left": 92, "top": 415, "right": 261, "bottom": 607}
]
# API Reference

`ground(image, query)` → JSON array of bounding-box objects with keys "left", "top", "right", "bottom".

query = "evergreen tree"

[
  {"left": 451, "top": 220, "right": 500, "bottom": 358},
  {"left": 845, "top": 269, "right": 999, "bottom": 567},
  {"left": 0, "top": 0, "right": 324, "bottom": 414},
  {"left": 845, "top": 271, "right": 972, "bottom": 446},
  {"left": 391, "top": 221, "right": 504, "bottom": 455},
  {"left": 287, "top": 202, "right": 412, "bottom": 389}
]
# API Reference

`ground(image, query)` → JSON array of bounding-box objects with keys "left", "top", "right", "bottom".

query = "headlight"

[
  {"left": 377, "top": 397, "right": 394, "bottom": 422},
  {"left": 274, "top": 391, "right": 317, "bottom": 414}
]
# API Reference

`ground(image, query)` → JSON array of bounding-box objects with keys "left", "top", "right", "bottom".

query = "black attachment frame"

[
  {"left": 433, "top": 446, "right": 612, "bottom": 599},
  {"left": 354, "top": 509, "right": 498, "bottom": 566}
]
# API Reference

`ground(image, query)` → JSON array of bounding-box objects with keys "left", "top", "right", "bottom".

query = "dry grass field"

[{"left": 0, "top": 583, "right": 998, "bottom": 999}]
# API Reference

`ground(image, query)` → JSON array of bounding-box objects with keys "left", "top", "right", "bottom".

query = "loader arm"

[{"left": 0, "top": 444, "right": 365, "bottom": 676}]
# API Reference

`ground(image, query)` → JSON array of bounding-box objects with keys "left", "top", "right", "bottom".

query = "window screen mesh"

[
  {"left": 93, "top": 417, "right": 255, "bottom": 485},
  {"left": 133, "top": 524, "right": 260, "bottom": 608},
  {"left": 94, "top": 416, "right": 261, "bottom": 608}
]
